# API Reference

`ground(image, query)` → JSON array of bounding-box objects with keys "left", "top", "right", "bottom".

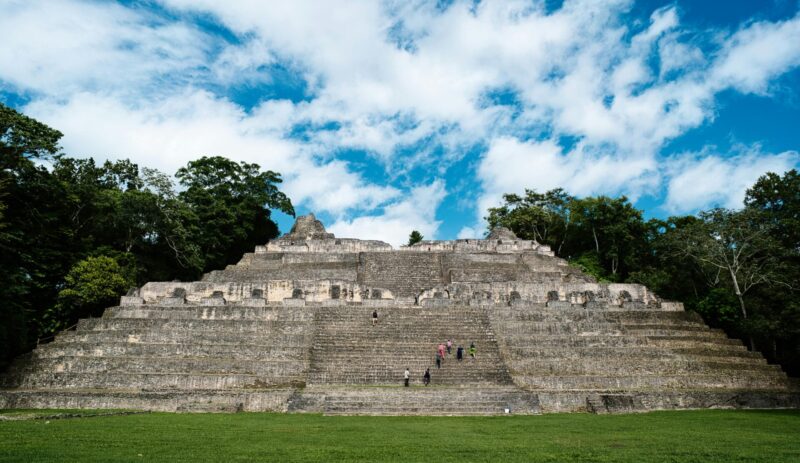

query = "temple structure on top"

[{"left": 1, "top": 214, "right": 796, "bottom": 415}]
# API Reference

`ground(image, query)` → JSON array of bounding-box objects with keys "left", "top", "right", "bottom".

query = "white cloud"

[
  {"left": 2, "top": 0, "right": 800, "bottom": 241},
  {"left": 664, "top": 147, "right": 800, "bottom": 213},
  {"left": 23, "top": 91, "right": 398, "bottom": 216},
  {"left": 328, "top": 180, "right": 446, "bottom": 246},
  {"left": 0, "top": 0, "right": 208, "bottom": 97},
  {"left": 711, "top": 14, "right": 800, "bottom": 94},
  {"left": 473, "top": 136, "right": 658, "bottom": 227}
]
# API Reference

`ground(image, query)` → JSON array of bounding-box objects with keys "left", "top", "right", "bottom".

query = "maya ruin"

[{"left": 1, "top": 214, "right": 797, "bottom": 415}]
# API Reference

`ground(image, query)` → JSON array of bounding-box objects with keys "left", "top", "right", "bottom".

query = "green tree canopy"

[
  {"left": 0, "top": 103, "right": 62, "bottom": 167},
  {"left": 176, "top": 156, "right": 295, "bottom": 272},
  {"left": 42, "top": 255, "right": 136, "bottom": 334},
  {"left": 408, "top": 230, "right": 424, "bottom": 246},
  {"left": 487, "top": 189, "right": 647, "bottom": 281}
]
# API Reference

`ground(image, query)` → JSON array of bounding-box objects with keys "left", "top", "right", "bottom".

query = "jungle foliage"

[{"left": 0, "top": 103, "right": 293, "bottom": 369}]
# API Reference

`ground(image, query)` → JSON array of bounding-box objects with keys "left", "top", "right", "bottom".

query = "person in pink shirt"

[
  {"left": 446, "top": 339, "right": 452, "bottom": 355},
  {"left": 438, "top": 343, "right": 446, "bottom": 360}
]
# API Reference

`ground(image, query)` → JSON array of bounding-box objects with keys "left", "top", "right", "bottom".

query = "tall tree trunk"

[
  {"left": 591, "top": 226, "right": 599, "bottom": 254},
  {"left": 728, "top": 267, "right": 755, "bottom": 351},
  {"left": 735, "top": 292, "right": 755, "bottom": 351},
  {"left": 557, "top": 220, "right": 569, "bottom": 256}
]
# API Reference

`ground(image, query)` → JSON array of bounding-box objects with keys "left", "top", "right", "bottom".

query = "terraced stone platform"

[{"left": 1, "top": 214, "right": 797, "bottom": 414}]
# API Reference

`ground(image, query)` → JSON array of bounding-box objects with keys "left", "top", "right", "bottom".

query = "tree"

[
  {"left": 487, "top": 190, "right": 647, "bottom": 281},
  {"left": 0, "top": 103, "right": 62, "bottom": 167},
  {"left": 628, "top": 215, "right": 708, "bottom": 307},
  {"left": 568, "top": 196, "right": 648, "bottom": 280},
  {"left": 0, "top": 106, "right": 301, "bottom": 369},
  {"left": 408, "top": 230, "right": 424, "bottom": 246},
  {"left": 176, "top": 156, "right": 295, "bottom": 272},
  {"left": 743, "top": 170, "right": 800, "bottom": 371},
  {"left": 745, "top": 169, "right": 800, "bottom": 249},
  {"left": 486, "top": 188, "right": 574, "bottom": 254},
  {"left": 42, "top": 255, "right": 135, "bottom": 334},
  {"left": 667, "top": 208, "right": 788, "bottom": 350},
  {"left": 0, "top": 103, "right": 65, "bottom": 368}
]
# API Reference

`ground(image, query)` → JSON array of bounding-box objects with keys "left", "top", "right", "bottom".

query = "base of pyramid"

[{"left": 2, "top": 387, "right": 798, "bottom": 415}]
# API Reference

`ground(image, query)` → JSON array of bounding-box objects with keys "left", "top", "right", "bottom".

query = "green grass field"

[{"left": 1, "top": 409, "right": 798, "bottom": 462}]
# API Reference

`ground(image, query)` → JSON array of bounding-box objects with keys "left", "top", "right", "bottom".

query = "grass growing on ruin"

[{"left": 1, "top": 409, "right": 798, "bottom": 462}]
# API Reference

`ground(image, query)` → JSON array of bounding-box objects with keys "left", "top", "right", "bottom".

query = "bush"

[{"left": 41, "top": 256, "right": 134, "bottom": 335}]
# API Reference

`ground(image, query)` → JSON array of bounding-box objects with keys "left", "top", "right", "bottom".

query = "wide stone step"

[
  {"left": 310, "top": 349, "right": 497, "bottom": 358},
  {"left": 516, "top": 373, "right": 791, "bottom": 391},
  {"left": 0, "top": 389, "right": 295, "bottom": 412},
  {"left": 496, "top": 324, "right": 725, "bottom": 337},
  {"left": 646, "top": 335, "right": 742, "bottom": 346},
  {"left": 78, "top": 318, "right": 311, "bottom": 333},
  {"left": 492, "top": 319, "right": 709, "bottom": 330},
  {"left": 0, "top": 372, "right": 301, "bottom": 390},
  {"left": 316, "top": 318, "right": 491, "bottom": 326},
  {"left": 508, "top": 358, "right": 781, "bottom": 375},
  {"left": 505, "top": 346, "right": 762, "bottom": 361},
  {"left": 32, "top": 342, "right": 309, "bottom": 360},
  {"left": 9, "top": 356, "right": 308, "bottom": 376},
  {"left": 204, "top": 267, "right": 358, "bottom": 282},
  {"left": 308, "top": 371, "right": 510, "bottom": 385},
  {"left": 309, "top": 362, "right": 503, "bottom": 374},
  {"left": 104, "top": 305, "right": 314, "bottom": 321},
  {"left": 490, "top": 310, "right": 704, "bottom": 324},
  {"left": 318, "top": 386, "right": 540, "bottom": 415},
  {"left": 497, "top": 333, "right": 740, "bottom": 347},
  {"left": 57, "top": 329, "right": 312, "bottom": 346}
]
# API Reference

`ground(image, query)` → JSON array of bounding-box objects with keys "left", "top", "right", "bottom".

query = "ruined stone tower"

[{"left": 1, "top": 214, "right": 797, "bottom": 414}]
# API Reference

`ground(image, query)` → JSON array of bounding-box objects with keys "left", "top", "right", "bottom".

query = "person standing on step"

[
  {"left": 437, "top": 342, "right": 446, "bottom": 360},
  {"left": 469, "top": 342, "right": 477, "bottom": 360},
  {"left": 372, "top": 310, "right": 378, "bottom": 326},
  {"left": 456, "top": 345, "right": 464, "bottom": 361},
  {"left": 446, "top": 339, "right": 452, "bottom": 356},
  {"left": 423, "top": 368, "right": 430, "bottom": 386},
  {"left": 404, "top": 368, "right": 410, "bottom": 387},
  {"left": 435, "top": 351, "right": 442, "bottom": 369}
]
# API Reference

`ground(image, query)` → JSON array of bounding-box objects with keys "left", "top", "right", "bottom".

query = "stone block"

[
  {"left": 240, "top": 298, "right": 267, "bottom": 307},
  {"left": 622, "top": 301, "right": 646, "bottom": 310},
  {"left": 421, "top": 298, "right": 451, "bottom": 307},
  {"left": 283, "top": 298, "right": 306, "bottom": 307},
  {"left": 661, "top": 301, "right": 684, "bottom": 312},
  {"left": 159, "top": 297, "right": 185, "bottom": 306},
  {"left": 120, "top": 296, "right": 144, "bottom": 306},
  {"left": 362, "top": 299, "right": 395, "bottom": 307},
  {"left": 546, "top": 301, "right": 573, "bottom": 309},
  {"left": 584, "top": 301, "right": 606, "bottom": 310}
]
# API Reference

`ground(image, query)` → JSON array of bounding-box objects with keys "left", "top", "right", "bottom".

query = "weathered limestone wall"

[
  {"left": 417, "top": 281, "right": 661, "bottom": 307},
  {"left": 264, "top": 239, "right": 392, "bottom": 253},
  {"left": 403, "top": 239, "right": 555, "bottom": 256},
  {"left": 139, "top": 280, "right": 394, "bottom": 304}
]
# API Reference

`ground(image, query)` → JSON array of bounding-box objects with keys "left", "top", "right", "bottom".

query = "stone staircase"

[
  {"left": 358, "top": 252, "right": 444, "bottom": 297},
  {"left": 316, "top": 386, "right": 540, "bottom": 416},
  {"left": 488, "top": 304, "right": 793, "bottom": 411},
  {"left": 307, "top": 305, "right": 512, "bottom": 386},
  {"left": 0, "top": 303, "right": 315, "bottom": 411}
]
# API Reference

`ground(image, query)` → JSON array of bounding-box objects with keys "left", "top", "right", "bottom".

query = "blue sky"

[{"left": 1, "top": 0, "right": 799, "bottom": 246}]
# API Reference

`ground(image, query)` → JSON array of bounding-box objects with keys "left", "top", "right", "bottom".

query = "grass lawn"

[{"left": 1, "top": 409, "right": 798, "bottom": 462}]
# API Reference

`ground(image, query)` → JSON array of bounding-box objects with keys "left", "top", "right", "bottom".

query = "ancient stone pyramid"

[{"left": 2, "top": 214, "right": 797, "bottom": 414}]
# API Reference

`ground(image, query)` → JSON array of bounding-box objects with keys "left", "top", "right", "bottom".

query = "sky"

[{"left": 1, "top": 0, "right": 799, "bottom": 246}]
